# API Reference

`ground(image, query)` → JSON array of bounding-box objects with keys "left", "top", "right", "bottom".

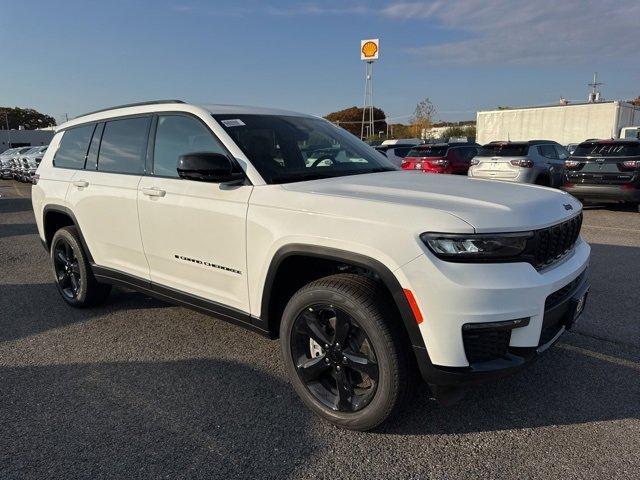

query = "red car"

[{"left": 401, "top": 143, "right": 479, "bottom": 175}]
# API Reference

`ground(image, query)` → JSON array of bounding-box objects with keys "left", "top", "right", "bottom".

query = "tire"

[
  {"left": 280, "top": 273, "right": 410, "bottom": 431},
  {"left": 50, "top": 226, "right": 111, "bottom": 307},
  {"left": 535, "top": 175, "right": 551, "bottom": 187}
]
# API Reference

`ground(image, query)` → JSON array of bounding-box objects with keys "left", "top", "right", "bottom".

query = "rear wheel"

[
  {"left": 51, "top": 226, "right": 111, "bottom": 307},
  {"left": 280, "top": 274, "right": 409, "bottom": 430}
]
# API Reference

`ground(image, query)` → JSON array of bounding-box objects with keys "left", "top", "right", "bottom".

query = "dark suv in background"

[
  {"left": 562, "top": 139, "right": 640, "bottom": 210},
  {"left": 401, "top": 142, "right": 479, "bottom": 175}
]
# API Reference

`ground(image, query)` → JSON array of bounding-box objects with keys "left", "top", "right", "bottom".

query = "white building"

[{"left": 0, "top": 129, "right": 54, "bottom": 153}]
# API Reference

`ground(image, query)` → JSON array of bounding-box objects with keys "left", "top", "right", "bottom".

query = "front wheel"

[{"left": 280, "top": 274, "right": 410, "bottom": 431}]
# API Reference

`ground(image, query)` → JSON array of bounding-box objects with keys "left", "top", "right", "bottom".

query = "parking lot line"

[{"left": 557, "top": 342, "right": 640, "bottom": 372}]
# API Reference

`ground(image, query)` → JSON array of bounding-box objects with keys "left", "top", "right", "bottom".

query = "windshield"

[
  {"left": 479, "top": 144, "right": 528, "bottom": 157},
  {"left": 407, "top": 146, "right": 448, "bottom": 157},
  {"left": 213, "top": 114, "right": 396, "bottom": 184},
  {"left": 573, "top": 142, "right": 640, "bottom": 157}
]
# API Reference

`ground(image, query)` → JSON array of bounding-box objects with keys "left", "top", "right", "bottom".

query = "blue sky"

[{"left": 1, "top": 0, "right": 639, "bottom": 124}]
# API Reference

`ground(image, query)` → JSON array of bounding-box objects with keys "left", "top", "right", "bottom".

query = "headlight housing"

[{"left": 421, "top": 232, "right": 533, "bottom": 261}]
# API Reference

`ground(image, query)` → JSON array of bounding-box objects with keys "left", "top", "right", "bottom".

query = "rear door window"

[
  {"left": 393, "top": 147, "right": 412, "bottom": 159},
  {"left": 97, "top": 117, "right": 151, "bottom": 174},
  {"left": 53, "top": 125, "right": 94, "bottom": 169}
]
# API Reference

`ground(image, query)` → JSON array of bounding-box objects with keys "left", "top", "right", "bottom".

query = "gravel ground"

[{"left": 1, "top": 180, "right": 639, "bottom": 479}]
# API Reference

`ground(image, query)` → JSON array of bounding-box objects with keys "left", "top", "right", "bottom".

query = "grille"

[
  {"left": 463, "top": 329, "right": 511, "bottom": 364},
  {"left": 531, "top": 213, "right": 582, "bottom": 269},
  {"left": 545, "top": 271, "right": 585, "bottom": 309}
]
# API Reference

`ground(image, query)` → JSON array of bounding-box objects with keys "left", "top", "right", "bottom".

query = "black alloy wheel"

[
  {"left": 53, "top": 238, "right": 82, "bottom": 300},
  {"left": 291, "top": 304, "right": 379, "bottom": 412}
]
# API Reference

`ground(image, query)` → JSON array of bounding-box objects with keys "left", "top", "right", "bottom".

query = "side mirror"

[{"left": 177, "top": 152, "right": 245, "bottom": 183}]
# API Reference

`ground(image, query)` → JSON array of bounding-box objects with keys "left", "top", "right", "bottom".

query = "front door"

[{"left": 137, "top": 114, "right": 252, "bottom": 313}]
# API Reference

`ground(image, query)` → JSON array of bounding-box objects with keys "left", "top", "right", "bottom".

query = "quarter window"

[
  {"left": 153, "top": 115, "right": 226, "bottom": 178},
  {"left": 539, "top": 144, "right": 558, "bottom": 159},
  {"left": 53, "top": 125, "right": 94, "bottom": 169},
  {"left": 97, "top": 117, "right": 150, "bottom": 174}
]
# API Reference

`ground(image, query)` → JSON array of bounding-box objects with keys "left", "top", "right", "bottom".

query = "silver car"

[
  {"left": 468, "top": 140, "right": 569, "bottom": 187},
  {"left": 0, "top": 148, "right": 20, "bottom": 179},
  {"left": 22, "top": 145, "right": 48, "bottom": 182}
]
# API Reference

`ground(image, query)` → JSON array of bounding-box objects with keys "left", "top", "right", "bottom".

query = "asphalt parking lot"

[{"left": 1, "top": 180, "right": 639, "bottom": 480}]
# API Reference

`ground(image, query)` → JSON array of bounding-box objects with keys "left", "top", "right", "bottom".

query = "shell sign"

[{"left": 361, "top": 39, "right": 379, "bottom": 61}]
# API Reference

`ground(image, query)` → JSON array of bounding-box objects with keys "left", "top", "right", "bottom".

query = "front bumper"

[
  {"left": 562, "top": 183, "right": 640, "bottom": 202},
  {"left": 396, "top": 237, "right": 591, "bottom": 386}
]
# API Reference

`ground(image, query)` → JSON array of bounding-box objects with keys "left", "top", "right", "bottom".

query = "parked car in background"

[
  {"left": 0, "top": 148, "right": 20, "bottom": 179},
  {"left": 468, "top": 140, "right": 569, "bottom": 187},
  {"left": 401, "top": 142, "right": 479, "bottom": 175},
  {"left": 23, "top": 145, "right": 48, "bottom": 183},
  {"left": 562, "top": 139, "right": 640, "bottom": 211},
  {"left": 375, "top": 144, "right": 418, "bottom": 167},
  {"left": 566, "top": 143, "right": 579, "bottom": 155},
  {"left": 9, "top": 147, "right": 34, "bottom": 180}
]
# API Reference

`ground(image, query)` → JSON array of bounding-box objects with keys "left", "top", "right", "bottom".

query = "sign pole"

[{"left": 360, "top": 39, "right": 379, "bottom": 140}]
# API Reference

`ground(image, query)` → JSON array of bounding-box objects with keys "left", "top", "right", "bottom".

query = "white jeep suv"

[{"left": 32, "top": 100, "right": 590, "bottom": 430}]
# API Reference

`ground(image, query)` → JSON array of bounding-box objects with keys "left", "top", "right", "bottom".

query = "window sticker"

[{"left": 220, "top": 119, "right": 246, "bottom": 127}]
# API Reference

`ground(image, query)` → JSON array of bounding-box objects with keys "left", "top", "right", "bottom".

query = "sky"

[{"left": 1, "top": 0, "right": 639, "bottom": 124}]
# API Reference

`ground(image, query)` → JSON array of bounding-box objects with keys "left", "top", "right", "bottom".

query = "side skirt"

[{"left": 92, "top": 265, "right": 271, "bottom": 337}]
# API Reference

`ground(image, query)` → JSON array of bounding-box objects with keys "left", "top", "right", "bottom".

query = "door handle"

[
  {"left": 142, "top": 187, "right": 166, "bottom": 197},
  {"left": 72, "top": 180, "right": 89, "bottom": 188}
]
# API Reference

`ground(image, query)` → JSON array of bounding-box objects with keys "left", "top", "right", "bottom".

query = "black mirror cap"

[{"left": 177, "top": 152, "right": 245, "bottom": 183}]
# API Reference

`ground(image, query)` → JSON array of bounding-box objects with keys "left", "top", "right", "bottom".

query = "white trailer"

[{"left": 476, "top": 101, "right": 640, "bottom": 145}]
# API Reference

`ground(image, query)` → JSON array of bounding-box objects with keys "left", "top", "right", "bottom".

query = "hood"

[{"left": 282, "top": 171, "right": 581, "bottom": 233}]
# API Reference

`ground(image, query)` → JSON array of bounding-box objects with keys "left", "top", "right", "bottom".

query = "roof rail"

[{"left": 76, "top": 100, "right": 186, "bottom": 119}]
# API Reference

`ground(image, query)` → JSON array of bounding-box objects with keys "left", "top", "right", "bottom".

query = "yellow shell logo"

[{"left": 361, "top": 41, "right": 378, "bottom": 58}]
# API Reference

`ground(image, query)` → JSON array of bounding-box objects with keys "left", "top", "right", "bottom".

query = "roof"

[
  {"left": 413, "top": 142, "right": 479, "bottom": 148},
  {"left": 61, "top": 100, "right": 315, "bottom": 131},
  {"left": 486, "top": 140, "right": 555, "bottom": 146}
]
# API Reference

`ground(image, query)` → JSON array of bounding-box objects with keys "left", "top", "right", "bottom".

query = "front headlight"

[{"left": 420, "top": 232, "right": 532, "bottom": 261}]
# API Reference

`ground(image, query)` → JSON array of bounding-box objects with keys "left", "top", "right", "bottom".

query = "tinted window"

[
  {"left": 153, "top": 115, "right": 227, "bottom": 177},
  {"left": 479, "top": 144, "right": 528, "bottom": 156},
  {"left": 97, "top": 117, "right": 150, "bottom": 174},
  {"left": 407, "top": 146, "right": 448, "bottom": 157},
  {"left": 54, "top": 125, "right": 94, "bottom": 169},
  {"left": 213, "top": 114, "right": 395, "bottom": 184},
  {"left": 85, "top": 123, "right": 104, "bottom": 171},
  {"left": 539, "top": 144, "right": 558, "bottom": 159},
  {"left": 554, "top": 144, "right": 569, "bottom": 160},
  {"left": 393, "top": 147, "right": 412, "bottom": 158},
  {"left": 573, "top": 142, "right": 640, "bottom": 157}
]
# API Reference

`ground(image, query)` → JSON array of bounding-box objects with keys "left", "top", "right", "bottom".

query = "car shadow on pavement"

[
  {"left": 0, "top": 196, "right": 33, "bottom": 214},
  {"left": 0, "top": 222, "right": 38, "bottom": 239},
  {"left": 0, "top": 284, "right": 172, "bottom": 342},
  {"left": 0, "top": 358, "right": 313, "bottom": 479},
  {"left": 381, "top": 336, "right": 640, "bottom": 436}
]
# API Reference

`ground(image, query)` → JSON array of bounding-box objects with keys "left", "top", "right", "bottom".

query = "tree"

[
  {"left": 441, "top": 125, "right": 477, "bottom": 140},
  {"left": 411, "top": 98, "right": 436, "bottom": 137},
  {"left": 629, "top": 96, "right": 640, "bottom": 106},
  {"left": 0, "top": 107, "right": 56, "bottom": 129},
  {"left": 324, "top": 106, "right": 387, "bottom": 137}
]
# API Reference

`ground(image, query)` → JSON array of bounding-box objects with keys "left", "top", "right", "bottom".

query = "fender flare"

[
  {"left": 260, "top": 244, "right": 426, "bottom": 351},
  {"left": 42, "top": 204, "right": 95, "bottom": 263}
]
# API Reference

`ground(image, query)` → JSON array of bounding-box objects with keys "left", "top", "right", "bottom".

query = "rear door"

[
  {"left": 137, "top": 113, "right": 252, "bottom": 313},
  {"left": 567, "top": 142, "right": 640, "bottom": 185},
  {"left": 66, "top": 116, "right": 151, "bottom": 280}
]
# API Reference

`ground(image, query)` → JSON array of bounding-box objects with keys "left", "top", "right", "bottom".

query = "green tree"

[
  {"left": 0, "top": 107, "right": 56, "bottom": 129},
  {"left": 324, "top": 106, "right": 387, "bottom": 137}
]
